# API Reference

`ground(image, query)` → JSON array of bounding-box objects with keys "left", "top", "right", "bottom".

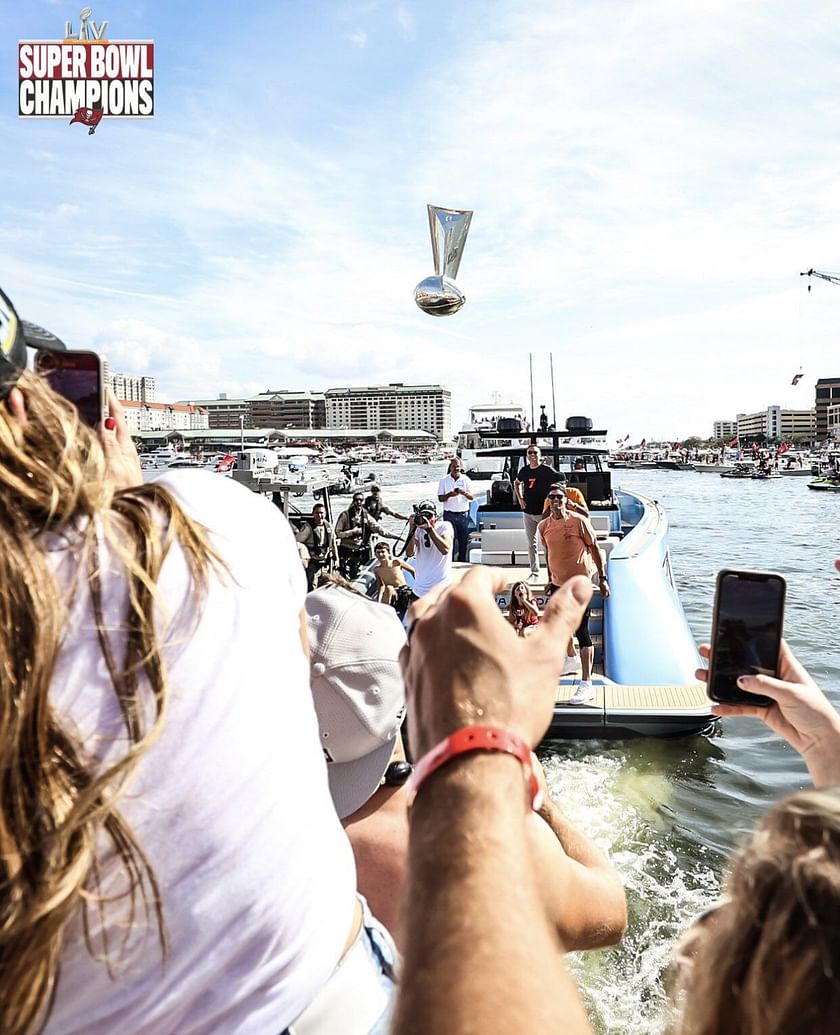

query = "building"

[
  {"left": 177, "top": 394, "right": 253, "bottom": 429},
  {"left": 111, "top": 372, "right": 156, "bottom": 403},
  {"left": 122, "top": 401, "right": 208, "bottom": 435},
  {"left": 713, "top": 419, "right": 738, "bottom": 441},
  {"left": 736, "top": 405, "right": 816, "bottom": 442},
  {"left": 325, "top": 383, "right": 451, "bottom": 440},
  {"left": 815, "top": 378, "right": 840, "bottom": 441},
  {"left": 827, "top": 402, "right": 840, "bottom": 440},
  {"left": 250, "top": 390, "right": 326, "bottom": 428}
]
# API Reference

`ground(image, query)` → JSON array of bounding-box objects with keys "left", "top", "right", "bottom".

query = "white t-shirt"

[
  {"left": 412, "top": 520, "right": 454, "bottom": 597},
  {"left": 437, "top": 473, "right": 474, "bottom": 513},
  {"left": 45, "top": 471, "right": 356, "bottom": 1035}
]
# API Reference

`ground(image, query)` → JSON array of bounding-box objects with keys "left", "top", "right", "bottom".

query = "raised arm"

[
  {"left": 393, "top": 570, "right": 596, "bottom": 1035},
  {"left": 527, "top": 761, "right": 626, "bottom": 949},
  {"left": 427, "top": 522, "right": 452, "bottom": 556},
  {"left": 696, "top": 638, "right": 840, "bottom": 789}
]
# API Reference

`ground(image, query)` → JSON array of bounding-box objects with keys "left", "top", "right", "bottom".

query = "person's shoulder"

[{"left": 154, "top": 470, "right": 278, "bottom": 532}]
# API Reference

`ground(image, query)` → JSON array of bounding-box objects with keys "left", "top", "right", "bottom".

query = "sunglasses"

[{"left": 548, "top": 493, "right": 565, "bottom": 499}]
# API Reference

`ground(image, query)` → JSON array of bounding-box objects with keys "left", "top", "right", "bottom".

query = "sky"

[{"left": 3, "top": 0, "right": 840, "bottom": 440}]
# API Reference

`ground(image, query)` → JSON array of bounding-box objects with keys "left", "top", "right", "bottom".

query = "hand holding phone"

[
  {"left": 35, "top": 349, "right": 105, "bottom": 428},
  {"left": 705, "top": 569, "right": 786, "bottom": 707}
]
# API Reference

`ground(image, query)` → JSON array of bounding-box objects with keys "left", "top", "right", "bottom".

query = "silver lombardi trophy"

[{"left": 414, "top": 204, "right": 473, "bottom": 316}]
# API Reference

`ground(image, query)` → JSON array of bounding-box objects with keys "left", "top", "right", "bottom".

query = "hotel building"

[
  {"left": 250, "top": 390, "right": 326, "bottom": 429},
  {"left": 325, "top": 383, "right": 451, "bottom": 440},
  {"left": 815, "top": 378, "right": 840, "bottom": 441},
  {"left": 111, "top": 372, "right": 156, "bottom": 403},
  {"left": 177, "top": 394, "right": 253, "bottom": 429},
  {"left": 712, "top": 419, "right": 738, "bottom": 441},
  {"left": 122, "top": 401, "right": 208, "bottom": 435},
  {"left": 736, "top": 405, "right": 816, "bottom": 442}
]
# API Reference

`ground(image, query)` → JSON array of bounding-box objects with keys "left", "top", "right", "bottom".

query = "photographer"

[{"left": 405, "top": 499, "right": 454, "bottom": 601}]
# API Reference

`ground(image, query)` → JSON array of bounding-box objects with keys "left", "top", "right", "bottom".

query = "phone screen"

[
  {"left": 35, "top": 351, "right": 103, "bottom": 428},
  {"left": 707, "top": 570, "right": 786, "bottom": 707}
]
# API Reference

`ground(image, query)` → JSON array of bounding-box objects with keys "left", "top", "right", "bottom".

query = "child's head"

[
  {"left": 508, "top": 581, "right": 532, "bottom": 617},
  {"left": 512, "top": 581, "right": 532, "bottom": 602},
  {"left": 374, "top": 541, "right": 392, "bottom": 561}
]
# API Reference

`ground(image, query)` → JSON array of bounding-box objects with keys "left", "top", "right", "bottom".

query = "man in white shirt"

[
  {"left": 405, "top": 499, "right": 453, "bottom": 600},
  {"left": 437, "top": 457, "right": 475, "bottom": 562}
]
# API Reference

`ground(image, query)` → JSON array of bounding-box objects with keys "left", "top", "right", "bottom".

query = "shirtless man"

[
  {"left": 373, "top": 541, "right": 415, "bottom": 618},
  {"left": 539, "top": 484, "right": 609, "bottom": 704}
]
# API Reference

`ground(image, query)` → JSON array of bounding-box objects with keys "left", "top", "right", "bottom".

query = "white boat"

[
  {"left": 456, "top": 399, "right": 529, "bottom": 479},
  {"left": 356, "top": 418, "right": 714, "bottom": 741}
]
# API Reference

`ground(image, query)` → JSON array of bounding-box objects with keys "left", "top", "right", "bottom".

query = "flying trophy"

[{"left": 414, "top": 204, "right": 473, "bottom": 316}]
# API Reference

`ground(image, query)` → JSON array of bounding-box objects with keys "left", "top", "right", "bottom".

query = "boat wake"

[{"left": 541, "top": 748, "right": 721, "bottom": 1034}]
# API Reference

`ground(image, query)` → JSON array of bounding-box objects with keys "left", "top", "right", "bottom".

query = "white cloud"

[{"left": 349, "top": 29, "right": 368, "bottom": 47}]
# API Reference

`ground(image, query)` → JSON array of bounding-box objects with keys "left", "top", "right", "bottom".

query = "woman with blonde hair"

[{"left": 0, "top": 288, "right": 394, "bottom": 1035}]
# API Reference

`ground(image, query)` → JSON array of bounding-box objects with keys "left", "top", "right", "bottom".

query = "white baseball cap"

[{"left": 306, "top": 586, "right": 407, "bottom": 819}]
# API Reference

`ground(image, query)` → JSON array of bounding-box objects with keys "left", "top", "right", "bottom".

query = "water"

[{"left": 351, "top": 463, "right": 840, "bottom": 1033}]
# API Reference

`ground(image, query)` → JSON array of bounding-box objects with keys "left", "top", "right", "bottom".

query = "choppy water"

[{"left": 361, "top": 462, "right": 840, "bottom": 1033}]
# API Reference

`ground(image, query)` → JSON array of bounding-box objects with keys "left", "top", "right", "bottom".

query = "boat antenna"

[
  {"left": 550, "top": 352, "right": 557, "bottom": 427},
  {"left": 529, "top": 353, "right": 535, "bottom": 429}
]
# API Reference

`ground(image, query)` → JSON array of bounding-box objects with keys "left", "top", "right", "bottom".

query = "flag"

[
  {"left": 623, "top": 434, "right": 630, "bottom": 442},
  {"left": 70, "top": 107, "right": 104, "bottom": 135},
  {"left": 639, "top": 438, "right": 646, "bottom": 448},
  {"left": 791, "top": 373, "right": 803, "bottom": 386},
  {"left": 776, "top": 442, "right": 791, "bottom": 457}
]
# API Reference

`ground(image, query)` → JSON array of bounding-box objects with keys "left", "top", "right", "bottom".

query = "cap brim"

[
  {"left": 327, "top": 735, "right": 398, "bottom": 820},
  {"left": 21, "top": 319, "right": 66, "bottom": 352}
]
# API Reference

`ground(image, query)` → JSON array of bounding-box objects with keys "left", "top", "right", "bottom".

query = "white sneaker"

[
  {"left": 568, "top": 681, "right": 594, "bottom": 705},
  {"left": 562, "top": 655, "right": 581, "bottom": 675}
]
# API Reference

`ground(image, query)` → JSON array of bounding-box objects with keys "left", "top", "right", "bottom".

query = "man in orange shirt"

[{"left": 538, "top": 484, "right": 609, "bottom": 704}]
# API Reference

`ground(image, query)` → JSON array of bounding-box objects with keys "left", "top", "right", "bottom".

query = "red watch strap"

[{"left": 406, "top": 725, "right": 543, "bottom": 811}]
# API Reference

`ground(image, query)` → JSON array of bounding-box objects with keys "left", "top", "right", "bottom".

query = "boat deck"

[{"left": 451, "top": 563, "right": 713, "bottom": 737}]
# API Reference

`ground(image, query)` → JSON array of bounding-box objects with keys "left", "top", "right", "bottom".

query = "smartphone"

[
  {"left": 706, "top": 570, "right": 786, "bottom": 707},
  {"left": 35, "top": 349, "right": 105, "bottom": 428}
]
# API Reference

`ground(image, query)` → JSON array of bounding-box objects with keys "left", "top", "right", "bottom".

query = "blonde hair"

[
  {"left": 673, "top": 788, "right": 840, "bottom": 1035},
  {"left": 0, "top": 373, "right": 220, "bottom": 1034}
]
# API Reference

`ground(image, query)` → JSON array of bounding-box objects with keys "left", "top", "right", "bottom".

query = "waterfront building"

[
  {"left": 712, "top": 419, "right": 737, "bottom": 441},
  {"left": 111, "top": 372, "right": 156, "bottom": 403},
  {"left": 177, "top": 393, "right": 253, "bottom": 429},
  {"left": 122, "top": 401, "right": 208, "bottom": 434},
  {"left": 325, "top": 383, "right": 451, "bottom": 440},
  {"left": 131, "top": 426, "right": 437, "bottom": 453},
  {"left": 815, "top": 377, "right": 840, "bottom": 441},
  {"left": 827, "top": 402, "right": 840, "bottom": 440},
  {"left": 736, "top": 405, "right": 816, "bottom": 442},
  {"left": 250, "top": 390, "right": 326, "bottom": 428}
]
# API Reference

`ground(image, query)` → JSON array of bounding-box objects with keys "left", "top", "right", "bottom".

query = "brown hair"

[
  {"left": 0, "top": 373, "right": 221, "bottom": 1033},
  {"left": 672, "top": 788, "right": 840, "bottom": 1035}
]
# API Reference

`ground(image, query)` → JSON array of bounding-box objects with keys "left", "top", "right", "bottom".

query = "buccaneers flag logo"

[{"left": 69, "top": 107, "right": 104, "bottom": 135}]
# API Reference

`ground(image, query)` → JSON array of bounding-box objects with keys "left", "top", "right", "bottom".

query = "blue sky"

[{"left": 4, "top": 0, "right": 840, "bottom": 438}]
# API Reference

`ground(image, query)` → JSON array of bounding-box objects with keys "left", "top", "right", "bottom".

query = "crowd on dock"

[{"left": 3, "top": 283, "right": 840, "bottom": 1035}]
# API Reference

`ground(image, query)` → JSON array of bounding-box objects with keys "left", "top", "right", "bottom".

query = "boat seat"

[{"left": 480, "top": 526, "right": 545, "bottom": 567}]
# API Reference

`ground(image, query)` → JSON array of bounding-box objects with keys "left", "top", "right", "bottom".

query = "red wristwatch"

[{"left": 406, "top": 725, "right": 543, "bottom": 811}]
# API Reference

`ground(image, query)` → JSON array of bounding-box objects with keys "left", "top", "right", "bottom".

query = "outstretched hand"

[
  {"left": 696, "top": 640, "right": 840, "bottom": 788},
  {"left": 98, "top": 391, "right": 143, "bottom": 489},
  {"left": 401, "top": 568, "right": 592, "bottom": 757}
]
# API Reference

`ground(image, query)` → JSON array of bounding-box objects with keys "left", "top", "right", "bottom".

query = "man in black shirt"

[{"left": 514, "top": 445, "right": 560, "bottom": 581}]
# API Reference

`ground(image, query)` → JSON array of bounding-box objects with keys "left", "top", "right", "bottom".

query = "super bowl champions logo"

[{"left": 18, "top": 8, "right": 153, "bottom": 135}]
